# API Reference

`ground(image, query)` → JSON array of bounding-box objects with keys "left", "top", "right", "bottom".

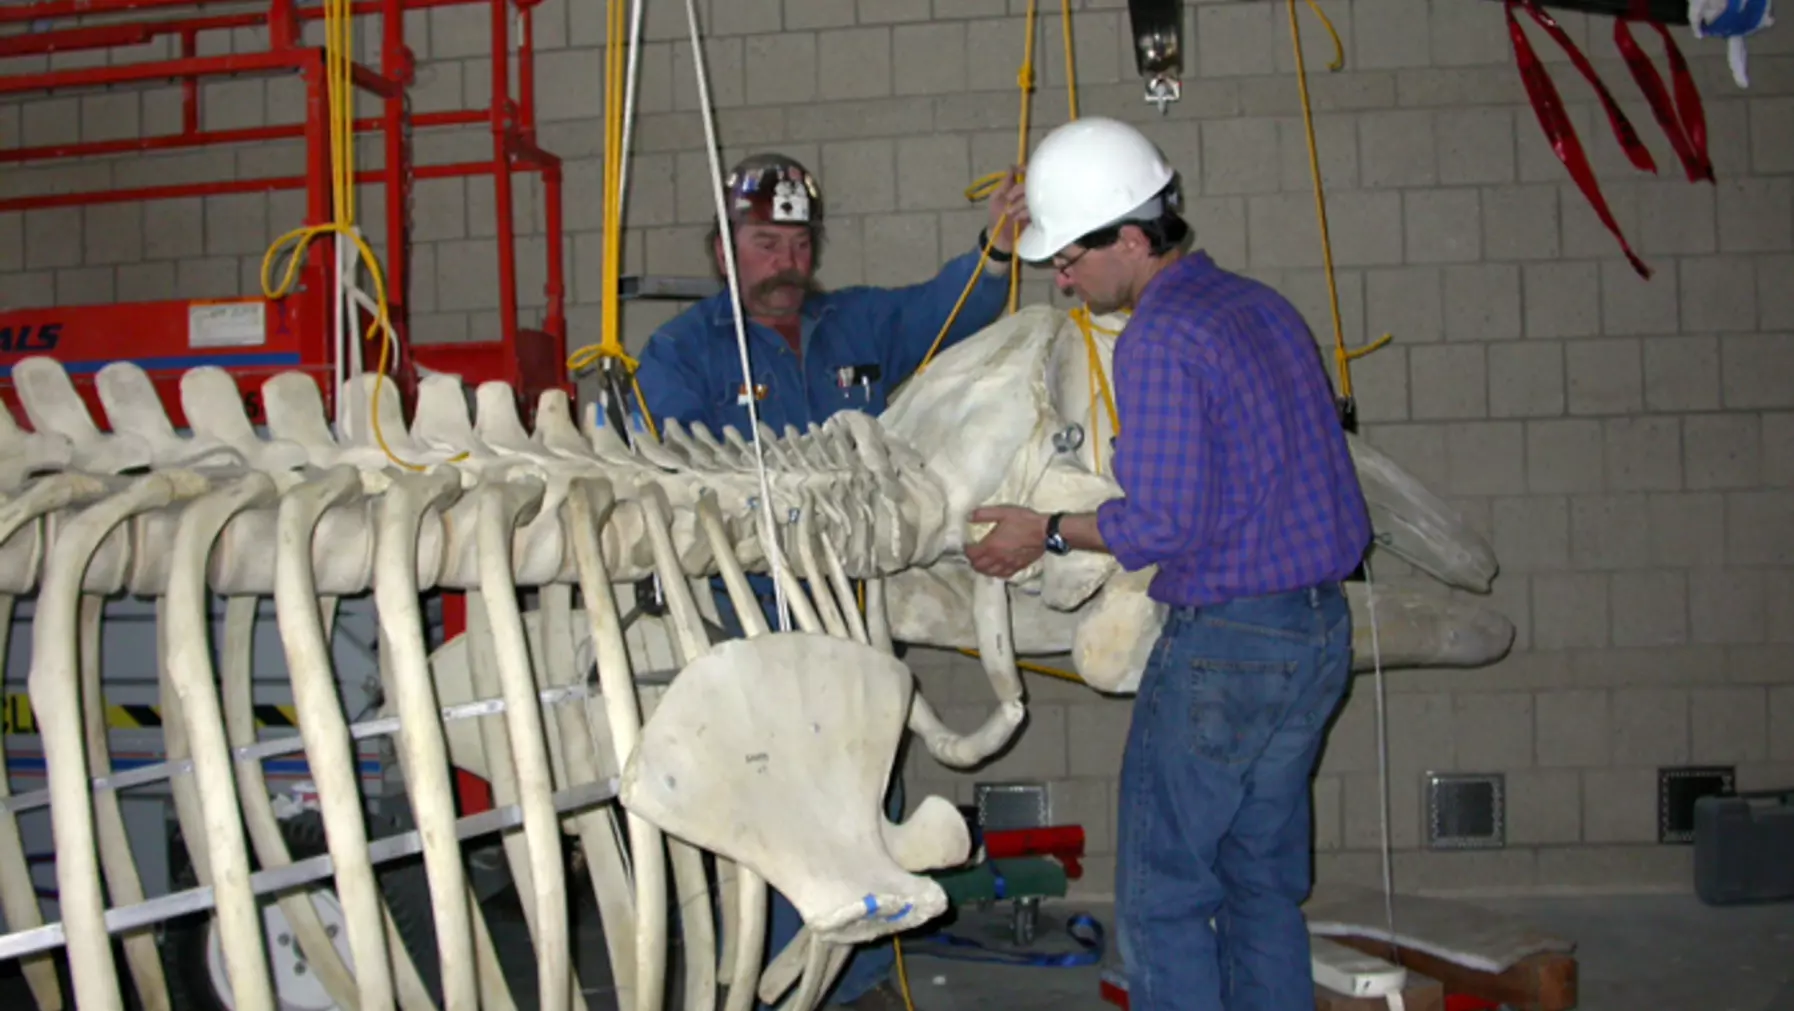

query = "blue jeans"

[
  {"left": 712, "top": 575, "right": 902, "bottom": 1007},
  {"left": 1116, "top": 583, "right": 1351, "bottom": 1011}
]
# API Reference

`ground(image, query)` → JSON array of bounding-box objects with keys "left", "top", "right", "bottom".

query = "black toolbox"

[{"left": 1693, "top": 789, "right": 1794, "bottom": 906}]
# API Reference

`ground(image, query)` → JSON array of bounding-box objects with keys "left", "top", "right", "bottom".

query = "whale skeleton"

[{"left": 0, "top": 305, "right": 1511, "bottom": 1011}]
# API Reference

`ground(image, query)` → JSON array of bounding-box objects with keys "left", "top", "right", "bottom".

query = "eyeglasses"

[
  {"left": 1051, "top": 246, "right": 1094, "bottom": 274},
  {"left": 1050, "top": 226, "right": 1121, "bottom": 274}
]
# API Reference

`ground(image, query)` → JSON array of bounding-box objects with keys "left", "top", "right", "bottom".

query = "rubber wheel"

[{"left": 162, "top": 809, "right": 443, "bottom": 1010}]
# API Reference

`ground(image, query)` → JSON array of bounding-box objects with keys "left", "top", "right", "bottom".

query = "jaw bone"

[
  {"left": 874, "top": 303, "right": 1515, "bottom": 691},
  {"left": 1031, "top": 306, "right": 1501, "bottom": 595}
]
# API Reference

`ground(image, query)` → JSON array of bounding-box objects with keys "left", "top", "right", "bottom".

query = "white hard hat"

[{"left": 1015, "top": 117, "right": 1178, "bottom": 263}]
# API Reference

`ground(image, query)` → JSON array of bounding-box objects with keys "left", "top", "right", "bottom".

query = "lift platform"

[{"left": 0, "top": 0, "right": 569, "bottom": 429}]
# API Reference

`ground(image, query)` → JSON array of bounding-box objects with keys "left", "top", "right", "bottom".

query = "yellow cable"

[
  {"left": 957, "top": 648, "right": 1086, "bottom": 685},
  {"left": 895, "top": 937, "right": 916, "bottom": 1011},
  {"left": 1060, "top": 0, "right": 1078, "bottom": 120},
  {"left": 260, "top": 0, "right": 446, "bottom": 471},
  {"left": 1073, "top": 307, "right": 1122, "bottom": 476},
  {"left": 1287, "top": 0, "right": 1390, "bottom": 400},
  {"left": 922, "top": 0, "right": 1089, "bottom": 375},
  {"left": 914, "top": 218, "right": 1004, "bottom": 375},
  {"left": 1004, "top": 0, "right": 1039, "bottom": 316},
  {"left": 1071, "top": 306, "right": 1121, "bottom": 434},
  {"left": 1087, "top": 340, "right": 1101, "bottom": 474},
  {"left": 565, "top": 0, "right": 665, "bottom": 442}
]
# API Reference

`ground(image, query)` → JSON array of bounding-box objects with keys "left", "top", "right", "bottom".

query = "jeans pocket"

[{"left": 1186, "top": 657, "right": 1300, "bottom": 765}]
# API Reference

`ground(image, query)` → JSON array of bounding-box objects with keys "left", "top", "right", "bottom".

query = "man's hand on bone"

[{"left": 965, "top": 504, "right": 1047, "bottom": 579}]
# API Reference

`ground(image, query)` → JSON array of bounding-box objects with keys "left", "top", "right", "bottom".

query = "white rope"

[
  {"left": 332, "top": 28, "right": 369, "bottom": 433},
  {"left": 1362, "top": 556, "right": 1397, "bottom": 954},
  {"left": 681, "top": 0, "right": 791, "bottom": 633},
  {"left": 616, "top": 0, "right": 647, "bottom": 207},
  {"left": 607, "top": 0, "right": 649, "bottom": 460}
]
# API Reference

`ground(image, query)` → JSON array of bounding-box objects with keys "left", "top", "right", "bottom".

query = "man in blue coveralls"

[{"left": 633, "top": 152, "right": 1028, "bottom": 1010}]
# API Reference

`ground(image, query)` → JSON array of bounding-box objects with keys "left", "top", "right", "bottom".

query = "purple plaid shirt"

[{"left": 1094, "top": 251, "right": 1372, "bottom": 608}]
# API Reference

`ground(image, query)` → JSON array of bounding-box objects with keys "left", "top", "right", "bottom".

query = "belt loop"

[{"left": 1307, "top": 585, "right": 1319, "bottom": 608}]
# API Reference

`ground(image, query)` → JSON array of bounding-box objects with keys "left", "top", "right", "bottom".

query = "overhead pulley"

[{"left": 1127, "top": 0, "right": 1184, "bottom": 113}]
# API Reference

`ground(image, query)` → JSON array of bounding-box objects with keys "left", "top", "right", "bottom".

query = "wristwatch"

[
  {"left": 978, "top": 227, "right": 1015, "bottom": 263},
  {"left": 1044, "top": 512, "right": 1070, "bottom": 555}
]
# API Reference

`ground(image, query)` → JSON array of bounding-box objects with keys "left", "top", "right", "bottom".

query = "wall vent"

[
  {"left": 974, "top": 782, "right": 1051, "bottom": 831},
  {"left": 1658, "top": 765, "right": 1735, "bottom": 844},
  {"left": 1425, "top": 772, "right": 1506, "bottom": 849}
]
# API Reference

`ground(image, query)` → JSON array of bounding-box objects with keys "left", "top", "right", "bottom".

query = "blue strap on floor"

[{"left": 904, "top": 913, "right": 1106, "bottom": 967}]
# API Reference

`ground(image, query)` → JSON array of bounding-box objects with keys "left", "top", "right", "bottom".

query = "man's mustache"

[{"left": 751, "top": 270, "right": 816, "bottom": 299}]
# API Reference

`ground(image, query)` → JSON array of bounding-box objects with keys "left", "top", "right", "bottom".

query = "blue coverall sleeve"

[
  {"left": 632, "top": 319, "right": 712, "bottom": 433},
  {"left": 871, "top": 247, "right": 1011, "bottom": 384}
]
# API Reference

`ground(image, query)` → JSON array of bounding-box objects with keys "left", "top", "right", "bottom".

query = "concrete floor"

[
  {"left": 888, "top": 894, "right": 1794, "bottom": 1011},
  {"left": 2, "top": 887, "right": 1789, "bottom": 1009}
]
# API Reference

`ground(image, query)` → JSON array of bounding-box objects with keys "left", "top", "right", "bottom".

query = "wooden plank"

[
  {"left": 1329, "top": 935, "right": 1578, "bottom": 1011},
  {"left": 1314, "top": 969, "right": 1444, "bottom": 1011}
]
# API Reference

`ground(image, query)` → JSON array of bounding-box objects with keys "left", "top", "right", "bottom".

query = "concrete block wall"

[{"left": 2, "top": 0, "right": 1792, "bottom": 901}]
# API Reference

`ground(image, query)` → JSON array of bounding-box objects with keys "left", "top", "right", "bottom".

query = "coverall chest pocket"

[
  {"left": 827, "top": 362, "right": 884, "bottom": 414},
  {"left": 713, "top": 375, "right": 774, "bottom": 440}
]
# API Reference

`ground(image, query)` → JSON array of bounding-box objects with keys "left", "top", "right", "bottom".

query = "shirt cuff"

[{"left": 1095, "top": 497, "right": 1153, "bottom": 572}]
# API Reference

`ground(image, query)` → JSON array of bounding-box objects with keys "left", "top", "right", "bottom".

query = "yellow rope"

[
  {"left": 1060, "top": 0, "right": 1078, "bottom": 121},
  {"left": 563, "top": 0, "right": 660, "bottom": 441},
  {"left": 912, "top": 229, "right": 1003, "bottom": 376},
  {"left": 1071, "top": 306, "right": 1122, "bottom": 475},
  {"left": 895, "top": 937, "right": 915, "bottom": 1011},
  {"left": 1005, "top": 0, "right": 1040, "bottom": 316},
  {"left": 920, "top": 0, "right": 1085, "bottom": 376},
  {"left": 260, "top": 0, "right": 448, "bottom": 470},
  {"left": 1287, "top": 0, "right": 1390, "bottom": 398},
  {"left": 956, "top": 648, "right": 1086, "bottom": 684}
]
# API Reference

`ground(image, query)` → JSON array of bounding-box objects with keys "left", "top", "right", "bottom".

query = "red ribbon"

[
  {"left": 1614, "top": 2, "right": 1713, "bottom": 183},
  {"left": 1506, "top": 0, "right": 1653, "bottom": 277}
]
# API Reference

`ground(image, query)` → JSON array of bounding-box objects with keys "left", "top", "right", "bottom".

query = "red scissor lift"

[
  {"left": 0, "top": 0, "right": 570, "bottom": 814},
  {"left": 0, "top": 0, "right": 569, "bottom": 427}
]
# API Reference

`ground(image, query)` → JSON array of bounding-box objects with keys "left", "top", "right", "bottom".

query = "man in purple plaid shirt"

[{"left": 965, "top": 117, "right": 1373, "bottom": 1011}]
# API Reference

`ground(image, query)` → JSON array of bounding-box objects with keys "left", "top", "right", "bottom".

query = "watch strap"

[{"left": 979, "top": 227, "right": 1015, "bottom": 263}]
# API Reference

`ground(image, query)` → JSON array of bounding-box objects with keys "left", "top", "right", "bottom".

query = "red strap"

[
  {"left": 1613, "top": 12, "right": 1714, "bottom": 182},
  {"left": 1658, "top": 19, "right": 1713, "bottom": 181},
  {"left": 1507, "top": 0, "right": 1652, "bottom": 277},
  {"left": 1516, "top": 0, "right": 1658, "bottom": 173}
]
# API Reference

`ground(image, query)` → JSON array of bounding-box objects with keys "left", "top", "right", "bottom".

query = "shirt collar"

[{"left": 1137, "top": 249, "right": 1216, "bottom": 302}]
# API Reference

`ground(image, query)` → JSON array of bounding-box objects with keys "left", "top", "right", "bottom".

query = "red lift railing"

[{"left": 0, "top": 0, "right": 568, "bottom": 430}]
